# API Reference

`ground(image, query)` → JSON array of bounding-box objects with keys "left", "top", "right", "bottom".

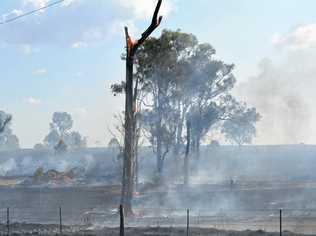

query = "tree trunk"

[
  {"left": 156, "top": 143, "right": 163, "bottom": 173},
  {"left": 157, "top": 157, "right": 163, "bottom": 176},
  {"left": 196, "top": 136, "right": 201, "bottom": 161},
  {"left": 120, "top": 0, "right": 163, "bottom": 216},
  {"left": 184, "top": 121, "right": 191, "bottom": 186},
  {"left": 156, "top": 121, "right": 163, "bottom": 178},
  {"left": 191, "top": 139, "right": 196, "bottom": 156},
  {"left": 121, "top": 55, "right": 134, "bottom": 215},
  {"left": 134, "top": 125, "right": 139, "bottom": 192},
  {"left": 173, "top": 101, "right": 182, "bottom": 158},
  {"left": 156, "top": 81, "right": 164, "bottom": 181}
]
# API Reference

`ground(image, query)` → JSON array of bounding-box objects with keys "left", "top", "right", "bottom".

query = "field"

[
  {"left": 0, "top": 225, "right": 310, "bottom": 236},
  {"left": 0, "top": 146, "right": 316, "bottom": 234},
  {"left": 0, "top": 180, "right": 315, "bottom": 235}
]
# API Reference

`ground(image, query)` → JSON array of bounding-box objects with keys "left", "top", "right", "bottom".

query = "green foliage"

[
  {"left": 0, "top": 111, "right": 19, "bottom": 150},
  {"left": 113, "top": 29, "right": 260, "bottom": 170},
  {"left": 43, "top": 112, "right": 86, "bottom": 150},
  {"left": 187, "top": 102, "right": 223, "bottom": 143},
  {"left": 50, "top": 112, "right": 73, "bottom": 136},
  {"left": 0, "top": 112, "right": 11, "bottom": 134},
  {"left": 221, "top": 98, "right": 261, "bottom": 146},
  {"left": 135, "top": 30, "right": 239, "bottom": 157},
  {"left": 111, "top": 81, "right": 126, "bottom": 96},
  {"left": 34, "top": 167, "right": 44, "bottom": 179}
]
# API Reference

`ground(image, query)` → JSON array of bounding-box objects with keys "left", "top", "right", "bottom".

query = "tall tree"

[
  {"left": 186, "top": 102, "right": 224, "bottom": 161},
  {"left": 135, "top": 30, "right": 198, "bottom": 175},
  {"left": 44, "top": 112, "right": 86, "bottom": 150},
  {"left": 184, "top": 121, "right": 191, "bottom": 186},
  {"left": 120, "top": 0, "right": 163, "bottom": 215},
  {"left": 0, "top": 111, "right": 19, "bottom": 150},
  {"left": 133, "top": 29, "right": 262, "bottom": 184},
  {"left": 182, "top": 43, "right": 236, "bottom": 161},
  {"left": 142, "top": 105, "right": 178, "bottom": 177},
  {"left": 0, "top": 112, "right": 11, "bottom": 134},
  {"left": 221, "top": 97, "right": 261, "bottom": 146},
  {"left": 135, "top": 30, "right": 238, "bottom": 171},
  {"left": 65, "top": 131, "right": 87, "bottom": 149},
  {"left": 113, "top": 28, "right": 260, "bottom": 194},
  {"left": 50, "top": 112, "right": 73, "bottom": 137}
]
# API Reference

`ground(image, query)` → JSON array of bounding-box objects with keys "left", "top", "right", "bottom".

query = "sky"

[{"left": 1, "top": 0, "right": 316, "bottom": 147}]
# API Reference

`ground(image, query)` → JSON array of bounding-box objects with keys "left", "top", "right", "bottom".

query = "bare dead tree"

[{"left": 121, "top": 0, "right": 163, "bottom": 215}]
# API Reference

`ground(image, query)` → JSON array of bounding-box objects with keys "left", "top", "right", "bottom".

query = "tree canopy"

[
  {"left": 0, "top": 111, "right": 19, "bottom": 150},
  {"left": 221, "top": 97, "right": 261, "bottom": 146},
  {"left": 113, "top": 29, "right": 261, "bottom": 174},
  {"left": 42, "top": 112, "right": 86, "bottom": 150}
]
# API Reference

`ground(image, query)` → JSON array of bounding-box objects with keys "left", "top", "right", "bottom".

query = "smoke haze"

[{"left": 235, "top": 48, "right": 316, "bottom": 144}]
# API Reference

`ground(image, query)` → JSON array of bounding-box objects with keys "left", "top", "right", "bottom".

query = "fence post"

[
  {"left": 6, "top": 207, "right": 9, "bottom": 236},
  {"left": 279, "top": 209, "right": 282, "bottom": 236},
  {"left": 120, "top": 205, "right": 124, "bottom": 236},
  {"left": 59, "top": 207, "right": 62, "bottom": 235},
  {"left": 187, "top": 209, "right": 190, "bottom": 236}
]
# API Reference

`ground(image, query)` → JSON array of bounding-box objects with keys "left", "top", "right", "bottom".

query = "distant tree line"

[
  {"left": 35, "top": 112, "right": 87, "bottom": 152},
  {"left": 0, "top": 110, "right": 86, "bottom": 152}
]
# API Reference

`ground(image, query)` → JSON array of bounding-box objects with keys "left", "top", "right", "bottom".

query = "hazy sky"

[{"left": 1, "top": 0, "right": 316, "bottom": 147}]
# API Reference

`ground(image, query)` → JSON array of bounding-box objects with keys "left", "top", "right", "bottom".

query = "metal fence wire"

[{"left": 0, "top": 207, "right": 316, "bottom": 235}]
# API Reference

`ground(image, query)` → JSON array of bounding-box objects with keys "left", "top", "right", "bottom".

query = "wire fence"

[
  {"left": 0, "top": 207, "right": 315, "bottom": 235},
  {"left": 122, "top": 208, "right": 316, "bottom": 234}
]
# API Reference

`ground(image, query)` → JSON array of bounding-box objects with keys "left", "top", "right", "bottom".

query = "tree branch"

[
  {"left": 129, "top": 0, "right": 163, "bottom": 55},
  {"left": 125, "top": 26, "right": 133, "bottom": 57}
]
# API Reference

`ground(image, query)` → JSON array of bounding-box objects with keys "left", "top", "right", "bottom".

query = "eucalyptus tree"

[
  {"left": 0, "top": 111, "right": 11, "bottom": 134},
  {"left": 0, "top": 111, "right": 19, "bottom": 150},
  {"left": 136, "top": 30, "right": 237, "bottom": 166},
  {"left": 113, "top": 28, "right": 261, "bottom": 186},
  {"left": 221, "top": 97, "right": 261, "bottom": 146},
  {"left": 135, "top": 30, "right": 198, "bottom": 175},
  {"left": 44, "top": 112, "right": 86, "bottom": 150}
]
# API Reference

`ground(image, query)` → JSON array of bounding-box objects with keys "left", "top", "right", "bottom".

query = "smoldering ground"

[{"left": 0, "top": 146, "right": 316, "bottom": 234}]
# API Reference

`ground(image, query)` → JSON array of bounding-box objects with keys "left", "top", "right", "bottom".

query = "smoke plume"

[{"left": 235, "top": 49, "right": 316, "bottom": 144}]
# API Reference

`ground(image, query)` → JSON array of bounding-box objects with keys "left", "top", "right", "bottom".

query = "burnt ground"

[
  {"left": 0, "top": 182, "right": 316, "bottom": 235},
  {"left": 0, "top": 225, "right": 311, "bottom": 236},
  {"left": 86, "top": 227, "right": 314, "bottom": 236}
]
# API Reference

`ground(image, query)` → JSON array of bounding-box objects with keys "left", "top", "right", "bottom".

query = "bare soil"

[
  {"left": 0, "top": 225, "right": 311, "bottom": 236},
  {"left": 0, "top": 182, "right": 316, "bottom": 235}
]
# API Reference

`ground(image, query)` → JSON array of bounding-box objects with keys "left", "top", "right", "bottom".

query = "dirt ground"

[
  {"left": 0, "top": 225, "right": 311, "bottom": 236},
  {"left": 97, "top": 227, "right": 313, "bottom": 236},
  {"left": 0, "top": 182, "right": 316, "bottom": 235}
]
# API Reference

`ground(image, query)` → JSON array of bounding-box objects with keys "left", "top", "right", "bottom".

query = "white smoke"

[
  {"left": 0, "top": 158, "right": 18, "bottom": 176},
  {"left": 235, "top": 48, "right": 316, "bottom": 144},
  {"left": 0, "top": 149, "right": 114, "bottom": 177}
]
